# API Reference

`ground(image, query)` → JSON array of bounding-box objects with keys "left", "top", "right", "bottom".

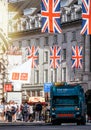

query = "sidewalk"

[{"left": 0, "top": 120, "right": 46, "bottom": 126}]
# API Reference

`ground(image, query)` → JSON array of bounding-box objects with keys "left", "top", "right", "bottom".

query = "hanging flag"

[
  {"left": 41, "top": 0, "right": 62, "bottom": 33},
  {"left": 50, "top": 45, "right": 61, "bottom": 68},
  {"left": 72, "top": 46, "right": 83, "bottom": 69},
  {"left": 81, "top": 0, "right": 91, "bottom": 35},
  {"left": 27, "top": 45, "right": 39, "bottom": 68},
  {"left": 9, "top": 58, "right": 32, "bottom": 83}
]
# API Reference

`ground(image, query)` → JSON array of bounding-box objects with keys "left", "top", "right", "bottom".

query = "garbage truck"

[{"left": 50, "top": 82, "right": 87, "bottom": 125}]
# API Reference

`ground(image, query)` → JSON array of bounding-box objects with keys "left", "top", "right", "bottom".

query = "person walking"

[
  {"left": 0, "top": 101, "right": 5, "bottom": 121},
  {"left": 22, "top": 102, "right": 30, "bottom": 122},
  {"left": 35, "top": 101, "right": 42, "bottom": 121},
  {"left": 29, "top": 105, "right": 33, "bottom": 122}
]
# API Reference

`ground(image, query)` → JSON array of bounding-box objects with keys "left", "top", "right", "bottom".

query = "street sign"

[{"left": 44, "top": 83, "right": 53, "bottom": 93}]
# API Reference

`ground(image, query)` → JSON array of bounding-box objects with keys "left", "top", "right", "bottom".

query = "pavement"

[
  {"left": 0, "top": 120, "right": 49, "bottom": 126},
  {"left": 0, "top": 121, "right": 91, "bottom": 126}
]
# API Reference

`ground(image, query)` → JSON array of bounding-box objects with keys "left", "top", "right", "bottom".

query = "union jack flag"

[
  {"left": 27, "top": 46, "right": 39, "bottom": 68},
  {"left": 50, "top": 45, "right": 61, "bottom": 68},
  {"left": 81, "top": 0, "right": 91, "bottom": 35},
  {"left": 72, "top": 46, "right": 83, "bottom": 69},
  {"left": 41, "top": 0, "right": 62, "bottom": 33}
]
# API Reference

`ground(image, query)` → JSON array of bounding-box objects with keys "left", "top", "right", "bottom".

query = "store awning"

[{"left": 28, "top": 97, "right": 45, "bottom": 103}]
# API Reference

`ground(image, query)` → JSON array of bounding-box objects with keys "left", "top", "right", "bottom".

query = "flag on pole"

[
  {"left": 41, "top": 0, "right": 62, "bottom": 33},
  {"left": 50, "top": 45, "right": 61, "bottom": 68},
  {"left": 9, "top": 58, "right": 32, "bottom": 83},
  {"left": 72, "top": 46, "right": 83, "bottom": 69},
  {"left": 81, "top": 0, "right": 91, "bottom": 35}
]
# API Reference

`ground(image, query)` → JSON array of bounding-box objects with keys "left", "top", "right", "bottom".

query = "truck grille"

[{"left": 58, "top": 113, "right": 74, "bottom": 117}]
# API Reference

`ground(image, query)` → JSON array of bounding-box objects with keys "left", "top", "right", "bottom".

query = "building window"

[
  {"left": 44, "top": 37, "right": 49, "bottom": 46},
  {"left": 37, "top": 91, "right": 40, "bottom": 96},
  {"left": 54, "top": 69, "right": 57, "bottom": 82},
  {"left": 26, "top": 90, "right": 30, "bottom": 97},
  {"left": 44, "top": 69, "right": 48, "bottom": 82},
  {"left": 18, "top": 41, "right": 22, "bottom": 48},
  {"left": 32, "top": 91, "right": 35, "bottom": 96},
  {"left": 53, "top": 35, "right": 58, "bottom": 45},
  {"left": 51, "top": 69, "right": 53, "bottom": 82},
  {"left": 36, "top": 38, "right": 40, "bottom": 46},
  {"left": 40, "top": 91, "right": 44, "bottom": 97},
  {"left": 72, "top": 31, "right": 76, "bottom": 41},
  {"left": 62, "top": 33, "right": 67, "bottom": 43},
  {"left": 51, "top": 68, "right": 57, "bottom": 82},
  {"left": 44, "top": 51, "right": 48, "bottom": 63},
  {"left": 63, "top": 49, "right": 66, "bottom": 60},
  {"left": 27, "top": 40, "right": 30, "bottom": 46},
  {"left": 62, "top": 67, "right": 66, "bottom": 81},
  {"left": 34, "top": 70, "right": 39, "bottom": 84}
]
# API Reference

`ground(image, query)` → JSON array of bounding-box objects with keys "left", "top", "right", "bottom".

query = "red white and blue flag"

[
  {"left": 72, "top": 46, "right": 83, "bottom": 69},
  {"left": 50, "top": 45, "right": 61, "bottom": 68},
  {"left": 27, "top": 46, "right": 39, "bottom": 68},
  {"left": 81, "top": 0, "right": 91, "bottom": 35},
  {"left": 41, "top": 0, "right": 62, "bottom": 33}
]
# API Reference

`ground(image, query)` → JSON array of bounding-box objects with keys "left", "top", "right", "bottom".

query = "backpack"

[
  {"left": 35, "top": 103, "right": 42, "bottom": 111},
  {"left": 11, "top": 106, "right": 16, "bottom": 115},
  {"left": 22, "top": 105, "right": 28, "bottom": 113}
]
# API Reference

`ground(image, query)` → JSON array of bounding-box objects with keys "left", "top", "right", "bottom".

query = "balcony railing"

[{"left": 8, "top": 4, "right": 82, "bottom": 33}]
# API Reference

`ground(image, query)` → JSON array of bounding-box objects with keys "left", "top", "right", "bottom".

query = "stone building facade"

[
  {"left": 0, "top": 0, "right": 10, "bottom": 102},
  {"left": 8, "top": 1, "right": 91, "bottom": 101}
]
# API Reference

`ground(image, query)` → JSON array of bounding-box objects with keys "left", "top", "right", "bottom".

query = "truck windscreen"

[{"left": 53, "top": 96, "right": 79, "bottom": 106}]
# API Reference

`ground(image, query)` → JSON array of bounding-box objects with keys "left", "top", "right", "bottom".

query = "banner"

[
  {"left": 4, "top": 83, "right": 12, "bottom": 92},
  {"left": 9, "top": 59, "right": 32, "bottom": 83}
]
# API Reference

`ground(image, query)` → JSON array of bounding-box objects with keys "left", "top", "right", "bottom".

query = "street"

[{"left": 0, "top": 123, "right": 91, "bottom": 130}]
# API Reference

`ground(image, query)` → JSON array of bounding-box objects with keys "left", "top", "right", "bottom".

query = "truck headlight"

[
  {"left": 75, "top": 107, "right": 80, "bottom": 111},
  {"left": 52, "top": 108, "right": 55, "bottom": 111}
]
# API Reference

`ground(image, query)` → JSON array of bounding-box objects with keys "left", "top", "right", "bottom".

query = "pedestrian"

[
  {"left": 22, "top": 101, "right": 30, "bottom": 122},
  {"left": 29, "top": 105, "right": 33, "bottom": 122},
  {"left": 11, "top": 101, "right": 18, "bottom": 122},
  {"left": 35, "top": 101, "right": 42, "bottom": 121},
  {"left": 0, "top": 101, "right": 5, "bottom": 121},
  {"left": 6, "top": 101, "right": 12, "bottom": 122}
]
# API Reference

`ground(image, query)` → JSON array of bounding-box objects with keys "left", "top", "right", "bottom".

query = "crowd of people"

[{"left": 0, "top": 100, "right": 50, "bottom": 122}]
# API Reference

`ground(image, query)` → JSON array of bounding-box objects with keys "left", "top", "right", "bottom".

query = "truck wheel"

[
  {"left": 81, "top": 119, "right": 86, "bottom": 125},
  {"left": 51, "top": 120, "right": 56, "bottom": 125},
  {"left": 77, "top": 122, "right": 81, "bottom": 125},
  {"left": 51, "top": 120, "right": 61, "bottom": 125},
  {"left": 77, "top": 118, "right": 86, "bottom": 125}
]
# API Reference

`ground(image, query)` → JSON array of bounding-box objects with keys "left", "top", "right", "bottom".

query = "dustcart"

[{"left": 50, "top": 82, "right": 87, "bottom": 125}]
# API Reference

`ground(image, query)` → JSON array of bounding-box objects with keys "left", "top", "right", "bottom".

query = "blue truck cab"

[{"left": 50, "top": 82, "right": 87, "bottom": 125}]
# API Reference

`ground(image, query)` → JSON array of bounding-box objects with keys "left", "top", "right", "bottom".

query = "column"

[{"left": 84, "top": 35, "right": 90, "bottom": 72}]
